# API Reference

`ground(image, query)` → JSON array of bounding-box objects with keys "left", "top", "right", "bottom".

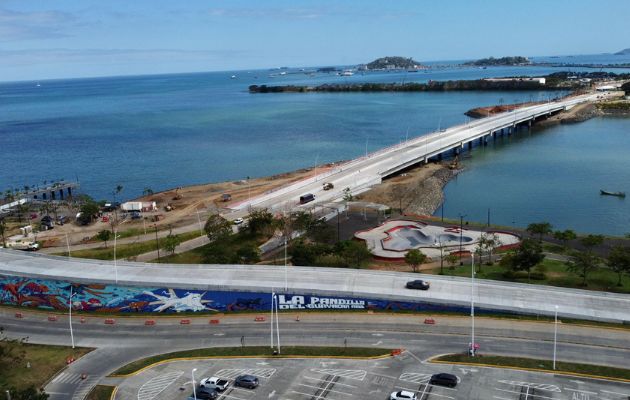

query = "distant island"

[
  {"left": 365, "top": 56, "right": 426, "bottom": 70},
  {"left": 614, "top": 48, "right": 630, "bottom": 55},
  {"left": 463, "top": 56, "right": 531, "bottom": 66}
]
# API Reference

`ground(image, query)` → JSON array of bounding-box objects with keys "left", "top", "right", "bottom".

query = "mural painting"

[{"left": 0, "top": 275, "right": 501, "bottom": 315}]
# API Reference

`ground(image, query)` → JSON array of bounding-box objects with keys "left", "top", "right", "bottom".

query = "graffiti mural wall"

[{"left": 0, "top": 275, "right": 499, "bottom": 314}]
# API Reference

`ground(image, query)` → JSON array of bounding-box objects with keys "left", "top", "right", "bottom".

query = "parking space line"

[
  {"left": 310, "top": 369, "right": 367, "bottom": 381},
  {"left": 492, "top": 397, "right": 512, "bottom": 400},
  {"left": 303, "top": 376, "right": 358, "bottom": 388},
  {"left": 494, "top": 387, "right": 555, "bottom": 400},
  {"left": 137, "top": 371, "right": 183, "bottom": 400},
  {"left": 423, "top": 393, "right": 454, "bottom": 399},
  {"left": 215, "top": 368, "right": 277, "bottom": 380},
  {"left": 497, "top": 380, "right": 561, "bottom": 392},
  {"left": 399, "top": 372, "right": 432, "bottom": 384},
  {"left": 296, "top": 383, "right": 353, "bottom": 396},
  {"left": 217, "top": 393, "right": 250, "bottom": 400},
  {"left": 290, "top": 389, "right": 343, "bottom": 400}
]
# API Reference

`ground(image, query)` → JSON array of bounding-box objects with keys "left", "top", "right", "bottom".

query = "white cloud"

[{"left": 0, "top": 8, "right": 78, "bottom": 40}]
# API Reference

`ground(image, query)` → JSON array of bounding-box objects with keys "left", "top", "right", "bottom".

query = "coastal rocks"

[{"left": 356, "top": 163, "right": 458, "bottom": 217}]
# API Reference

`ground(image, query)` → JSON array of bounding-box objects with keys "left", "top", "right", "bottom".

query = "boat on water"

[
  {"left": 600, "top": 190, "right": 626, "bottom": 197},
  {"left": 340, "top": 70, "right": 354, "bottom": 76}
]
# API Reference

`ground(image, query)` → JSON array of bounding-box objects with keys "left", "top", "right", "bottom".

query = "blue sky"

[{"left": 1, "top": 0, "right": 629, "bottom": 81}]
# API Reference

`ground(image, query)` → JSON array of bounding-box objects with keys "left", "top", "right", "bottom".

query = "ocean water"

[
  {"left": 0, "top": 69, "right": 564, "bottom": 200},
  {"left": 1, "top": 55, "right": 629, "bottom": 234},
  {"left": 440, "top": 118, "right": 630, "bottom": 236}
]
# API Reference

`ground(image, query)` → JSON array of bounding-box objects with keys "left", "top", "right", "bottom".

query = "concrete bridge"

[{"left": 230, "top": 92, "right": 604, "bottom": 214}]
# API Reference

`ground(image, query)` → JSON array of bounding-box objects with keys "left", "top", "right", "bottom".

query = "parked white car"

[{"left": 390, "top": 390, "right": 417, "bottom": 400}]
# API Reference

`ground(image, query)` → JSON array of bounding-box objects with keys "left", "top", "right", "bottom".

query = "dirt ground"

[{"left": 32, "top": 164, "right": 337, "bottom": 246}]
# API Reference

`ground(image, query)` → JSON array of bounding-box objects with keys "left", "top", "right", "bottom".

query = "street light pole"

[
  {"left": 65, "top": 233, "right": 71, "bottom": 259},
  {"left": 192, "top": 368, "right": 198, "bottom": 400},
  {"left": 270, "top": 292, "right": 275, "bottom": 349},
  {"left": 114, "top": 229, "right": 118, "bottom": 284},
  {"left": 154, "top": 225, "right": 160, "bottom": 261},
  {"left": 553, "top": 305, "right": 558, "bottom": 370},
  {"left": 68, "top": 286, "right": 75, "bottom": 349},
  {"left": 275, "top": 293, "right": 281, "bottom": 355},
  {"left": 470, "top": 255, "right": 475, "bottom": 357},
  {"left": 459, "top": 214, "right": 466, "bottom": 265},
  {"left": 196, "top": 210, "right": 203, "bottom": 236},
  {"left": 284, "top": 239, "right": 288, "bottom": 291}
]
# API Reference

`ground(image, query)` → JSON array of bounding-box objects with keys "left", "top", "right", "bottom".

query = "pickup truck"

[{"left": 199, "top": 376, "right": 230, "bottom": 391}]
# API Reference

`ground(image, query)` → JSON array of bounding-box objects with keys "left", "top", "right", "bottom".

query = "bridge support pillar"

[
  {"left": 528, "top": 120, "right": 532, "bottom": 129},
  {"left": 51, "top": 191, "right": 56, "bottom": 200},
  {"left": 468, "top": 141, "right": 473, "bottom": 150},
  {"left": 484, "top": 135, "right": 489, "bottom": 146},
  {"left": 452, "top": 147, "right": 460, "bottom": 156},
  {"left": 59, "top": 189, "right": 64, "bottom": 200}
]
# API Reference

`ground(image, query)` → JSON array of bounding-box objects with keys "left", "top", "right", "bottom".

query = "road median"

[{"left": 430, "top": 353, "right": 630, "bottom": 382}]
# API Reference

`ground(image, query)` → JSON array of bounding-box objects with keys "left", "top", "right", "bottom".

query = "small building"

[
  {"left": 121, "top": 201, "right": 157, "bottom": 212},
  {"left": 596, "top": 85, "right": 616, "bottom": 91}
]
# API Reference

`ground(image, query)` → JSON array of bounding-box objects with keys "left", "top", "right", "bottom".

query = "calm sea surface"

[{"left": 1, "top": 54, "right": 629, "bottom": 234}]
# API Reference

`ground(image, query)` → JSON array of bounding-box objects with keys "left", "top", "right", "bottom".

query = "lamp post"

[
  {"left": 459, "top": 214, "right": 467, "bottom": 265},
  {"left": 65, "top": 233, "right": 71, "bottom": 259},
  {"left": 114, "top": 229, "right": 118, "bottom": 284},
  {"left": 195, "top": 210, "right": 203, "bottom": 236},
  {"left": 284, "top": 238, "right": 288, "bottom": 291},
  {"left": 553, "top": 305, "right": 558, "bottom": 370},
  {"left": 470, "top": 255, "right": 475, "bottom": 357},
  {"left": 191, "top": 368, "right": 198, "bottom": 400},
  {"left": 154, "top": 225, "right": 160, "bottom": 261},
  {"left": 68, "top": 286, "right": 76, "bottom": 349}
]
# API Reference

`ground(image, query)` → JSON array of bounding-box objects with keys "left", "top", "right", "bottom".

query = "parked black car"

[
  {"left": 40, "top": 216, "right": 54, "bottom": 230},
  {"left": 187, "top": 387, "right": 218, "bottom": 400},
  {"left": 405, "top": 280, "right": 430, "bottom": 290},
  {"left": 429, "top": 373, "right": 458, "bottom": 387},
  {"left": 234, "top": 375, "right": 259, "bottom": 389}
]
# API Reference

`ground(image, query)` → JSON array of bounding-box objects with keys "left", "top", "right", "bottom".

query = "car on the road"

[
  {"left": 323, "top": 182, "right": 334, "bottom": 190},
  {"left": 390, "top": 390, "right": 417, "bottom": 400},
  {"left": 429, "top": 373, "right": 458, "bottom": 387},
  {"left": 199, "top": 376, "right": 229, "bottom": 391},
  {"left": 234, "top": 374, "right": 259, "bottom": 389},
  {"left": 405, "top": 280, "right": 430, "bottom": 290},
  {"left": 233, "top": 217, "right": 244, "bottom": 225},
  {"left": 187, "top": 386, "right": 219, "bottom": 400}
]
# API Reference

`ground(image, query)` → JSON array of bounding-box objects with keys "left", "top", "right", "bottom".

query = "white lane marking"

[
  {"left": 296, "top": 383, "right": 353, "bottom": 396},
  {"left": 371, "top": 340, "right": 383, "bottom": 346},
  {"left": 498, "top": 380, "right": 561, "bottom": 392},
  {"left": 303, "top": 376, "right": 358, "bottom": 388},
  {"left": 215, "top": 368, "right": 276, "bottom": 379},
  {"left": 492, "top": 397, "right": 512, "bottom": 400},
  {"left": 601, "top": 389, "right": 630, "bottom": 396},
  {"left": 310, "top": 369, "right": 366, "bottom": 381},
  {"left": 372, "top": 333, "right": 383, "bottom": 337},
  {"left": 137, "top": 371, "right": 183, "bottom": 400},
  {"left": 494, "top": 387, "right": 555, "bottom": 400},
  {"left": 398, "top": 372, "right": 432, "bottom": 384},
  {"left": 52, "top": 372, "right": 84, "bottom": 384},
  {"left": 268, "top": 390, "right": 276, "bottom": 398},
  {"left": 72, "top": 377, "right": 99, "bottom": 400},
  {"left": 564, "top": 387, "right": 598, "bottom": 395}
]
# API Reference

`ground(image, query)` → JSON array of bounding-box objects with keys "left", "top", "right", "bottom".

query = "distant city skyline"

[{"left": 1, "top": 0, "right": 630, "bottom": 82}]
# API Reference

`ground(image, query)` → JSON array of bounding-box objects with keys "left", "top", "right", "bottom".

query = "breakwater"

[{"left": 249, "top": 79, "right": 568, "bottom": 93}]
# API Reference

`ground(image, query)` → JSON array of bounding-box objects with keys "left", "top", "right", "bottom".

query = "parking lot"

[{"left": 112, "top": 352, "right": 630, "bottom": 400}]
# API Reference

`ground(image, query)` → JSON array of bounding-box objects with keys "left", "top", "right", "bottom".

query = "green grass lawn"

[
  {"left": 431, "top": 258, "right": 630, "bottom": 294},
  {"left": 86, "top": 385, "right": 115, "bottom": 400},
  {"left": 158, "top": 231, "right": 268, "bottom": 264},
  {"left": 0, "top": 342, "right": 92, "bottom": 392},
  {"left": 434, "top": 354, "right": 630, "bottom": 380},
  {"left": 57, "top": 231, "right": 202, "bottom": 261},
  {"left": 111, "top": 346, "right": 391, "bottom": 376}
]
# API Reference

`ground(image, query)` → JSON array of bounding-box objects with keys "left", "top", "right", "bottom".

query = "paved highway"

[
  {"left": 1, "top": 311, "right": 629, "bottom": 399},
  {"left": 2, "top": 250, "right": 629, "bottom": 322},
  {"left": 229, "top": 93, "right": 608, "bottom": 215}
]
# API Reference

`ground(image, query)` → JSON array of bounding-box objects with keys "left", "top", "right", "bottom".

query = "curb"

[
  {"left": 110, "top": 353, "right": 392, "bottom": 377},
  {"left": 429, "top": 358, "right": 630, "bottom": 383},
  {"left": 110, "top": 386, "right": 118, "bottom": 400}
]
